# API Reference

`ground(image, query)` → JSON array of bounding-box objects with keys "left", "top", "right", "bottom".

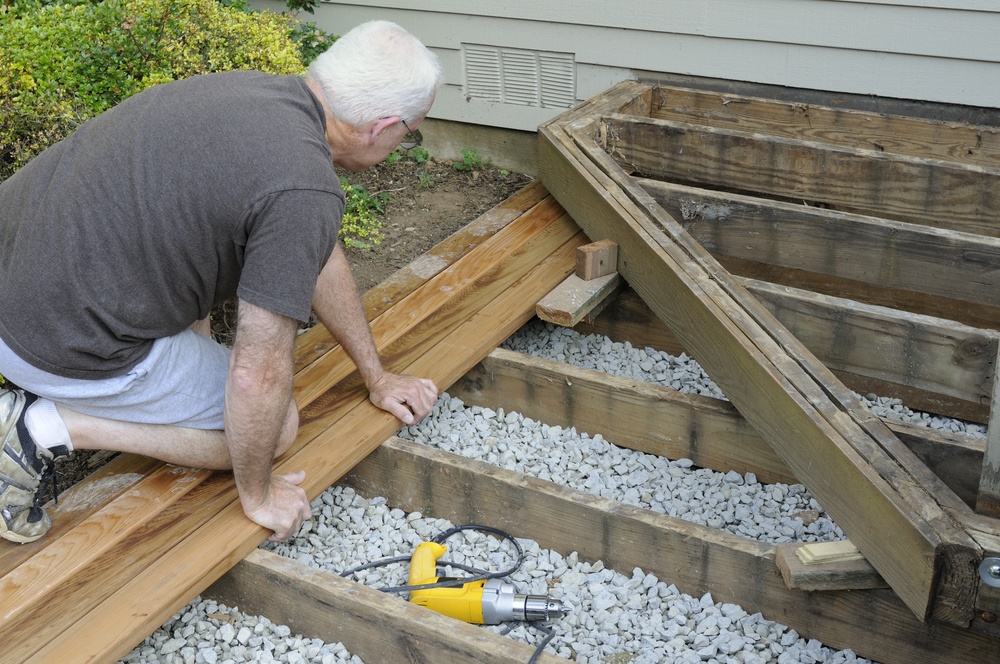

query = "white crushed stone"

[
  {"left": 118, "top": 597, "right": 360, "bottom": 664},
  {"left": 262, "top": 486, "right": 876, "bottom": 664},
  {"left": 124, "top": 319, "right": 978, "bottom": 662}
]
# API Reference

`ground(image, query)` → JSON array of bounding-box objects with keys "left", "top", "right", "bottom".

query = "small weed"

[
  {"left": 339, "top": 177, "right": 386, "bottom": 249},
  {"left": 383, "top": 151, "right": 403, "bottom": 165},
  {"left": 419, "top": 172, "right": 436, "bottom": 188},
  {"left": 410, "top": 146, "right": 430, "bottom": 164},
  {"left": 454, "top": 148, "right": 483, "bottom": 172}
]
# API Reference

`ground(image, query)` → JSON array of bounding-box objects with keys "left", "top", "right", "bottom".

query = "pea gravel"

[{"left": 124, "top": 319, "right": 983, "bottom": 662}]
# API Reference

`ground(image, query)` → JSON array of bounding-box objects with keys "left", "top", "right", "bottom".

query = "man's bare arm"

[
  {"left": 226, "top": 299, "right": 310, "bottom": 541},
  {"left": 312, "top": 243, "right": 437, "bottom": 423}
]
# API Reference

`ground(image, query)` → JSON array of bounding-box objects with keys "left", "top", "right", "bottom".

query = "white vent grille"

[{"left": 463, "top": 44, "right": 575, "bottom": 108}]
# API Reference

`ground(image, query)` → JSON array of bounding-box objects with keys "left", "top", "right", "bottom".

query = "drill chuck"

[{"left": 481, "top": 578, "right": 571, "bottom": 623}]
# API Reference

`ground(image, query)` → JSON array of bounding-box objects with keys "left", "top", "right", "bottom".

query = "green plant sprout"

[
  {"left": 339, "top": 177, "right": 387, "bottom": 250},
  {"left": 453, "top": 148, "right": 483, "bottom": 172}
]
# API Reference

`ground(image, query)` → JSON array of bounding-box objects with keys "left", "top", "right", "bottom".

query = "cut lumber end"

[
  {"left": 775, "top": 541, "right": 889, "bottom": 592},
  {"left": 575, "top": 239, "right": 618, "bottom": 280},
  {"left": 536, "top": 272, "right": 621, "bottom": 327}
]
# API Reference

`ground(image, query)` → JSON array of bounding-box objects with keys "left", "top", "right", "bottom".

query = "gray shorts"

[{"left": 0, "top": 330, "right": 229, "bottom": 430}]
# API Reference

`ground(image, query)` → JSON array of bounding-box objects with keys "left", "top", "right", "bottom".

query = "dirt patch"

[
  {"left": 54, "top": 156, "right": 533, "bottom": 489},
  {"left": 345, "top": 156, "right": 533, "bottom": 293}
]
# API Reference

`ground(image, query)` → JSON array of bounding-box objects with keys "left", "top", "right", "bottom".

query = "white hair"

[{"left": 307, "top": 20, "right": 443, "bottom": 126}]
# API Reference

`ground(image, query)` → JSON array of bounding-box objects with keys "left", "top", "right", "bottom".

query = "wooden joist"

[
  {"left": 640, "top": 178, "right": 1000, "bottom": 332},
  {"left": 603, "top": 113, "right": 1000, "bottom": 237},
  {"left": 649, "top": 85, "right": 1000, "bottom": 169},
  {"left": 538, "top": 80, "right": 988, "bottom": 625},
  {"left": 449, "top": 348, "right": 988, "bottom": 510},
  {"left": 0, "top": 182, "right": 584, "bottom": 662},
  {"left": 337, "top": 436, "right": 998, "bottom": 664},
  {"left": 206, "top": 549, "right": 565, "bottom": 664},
  {"left": 576, "top": 285, "right": 997, "bottom": 426}
]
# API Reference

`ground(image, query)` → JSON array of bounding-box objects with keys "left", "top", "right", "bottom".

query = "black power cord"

[{"left": 339, "top": 523, "right": 560, "bottom": 662}]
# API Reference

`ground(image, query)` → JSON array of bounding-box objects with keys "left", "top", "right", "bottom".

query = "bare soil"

[{"left": 54, "top": 156, "right": 533, "bottom": 489}]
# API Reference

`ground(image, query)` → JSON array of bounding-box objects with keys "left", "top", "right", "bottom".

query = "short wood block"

[
  {"left": 775, "top": 541, "right": 889, "bottom": 591},
  {"left": 536, "top": 271, "right": 621, "bottom": 327},
  {"left": 575, "top": 239, "right": 618, "bottom": 280}
]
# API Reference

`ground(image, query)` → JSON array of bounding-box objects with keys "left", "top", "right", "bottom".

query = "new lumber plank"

[
  {"left": 0, "top": 184, "right": 555, "bottom": 642},
  {"left": 538, "top": 88, "right": 980, "bottom": 624},
  {"left": 0, "top": 453, "right": 161, "bottom": 573},
  {"left": 292, "top": 179, "right": 551, "bottom": 374},
  {"left": 293, "top": 192, "right": 573, "bottom": 409},
  {"left": 449, "top": 348, "right": 987, "bottom": 508},
  {"left": 205, "top": 549, "right": 565, "bottom": 664},
  {"left": 640, "top": 178, "right": 1000, "bottom": 332},
  {"left": 651, "top": 85, "right": 1000, "bottom": 168},
  {"left": 6, "top": 196, "right": 585, "bottom": 662},
  {"left": 340, "top": 436, "right": 999, "bottom": 664},
  {"left": 0, "top": 464, "right": 207, "bottom": 626},
  {"left": 602, "top": 113, "right": 1000, "bottom": 237}
]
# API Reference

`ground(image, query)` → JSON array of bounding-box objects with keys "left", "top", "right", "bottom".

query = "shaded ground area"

[{"left": 55, "top": 156, "right": 532, "bottom": 488}]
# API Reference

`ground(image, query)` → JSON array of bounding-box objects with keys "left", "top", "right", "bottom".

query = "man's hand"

[
  {"left": 243, "top": 470, "right": 312, "bottom": 542},
  {"left": 368, "top": 372, "right": 438, "bottom": 424}
]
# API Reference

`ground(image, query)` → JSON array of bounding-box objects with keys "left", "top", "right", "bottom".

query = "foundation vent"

[{"left": 462, "top": 44, "right": 576, "bottom": 109}]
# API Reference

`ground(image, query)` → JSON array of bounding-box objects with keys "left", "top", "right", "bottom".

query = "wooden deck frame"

[
  {"left": 537, "top": 80, "right": 999, "bottom": 627},
  {"left": 4, "top": 81, "right": 1000, "bottom": 662}
]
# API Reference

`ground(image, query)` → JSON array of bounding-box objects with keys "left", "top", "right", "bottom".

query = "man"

[{"left": 0, "top": 20, "right": 441, "bottom": 544}]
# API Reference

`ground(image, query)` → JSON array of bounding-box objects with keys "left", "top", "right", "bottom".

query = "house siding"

[{"left": 253, "top": 0, "right": 1000, "bottom": 130}]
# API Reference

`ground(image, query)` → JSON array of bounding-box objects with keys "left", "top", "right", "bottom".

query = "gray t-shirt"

[{"left": 0, "top": 71, "right": 343, "bottom": 379}]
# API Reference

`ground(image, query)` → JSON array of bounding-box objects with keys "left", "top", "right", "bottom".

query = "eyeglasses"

[{"left": 400, "top": 119, "right": 423, "bottom": 150}]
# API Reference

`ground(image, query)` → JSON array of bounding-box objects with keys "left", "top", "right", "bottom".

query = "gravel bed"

[
  {"left": 123, "top": 320, "right": 981, "bottom": 662},
  {"left": 263, "top": 486, "right": 874, "bottom": 664},
  {"left": 119, "top": 598, "right": 361, "bottom": 664}
]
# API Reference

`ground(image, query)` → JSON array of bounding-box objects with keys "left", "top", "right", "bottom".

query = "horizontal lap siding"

[{"left": 251, "top": 0, "right": 1000, "bottom": 129}]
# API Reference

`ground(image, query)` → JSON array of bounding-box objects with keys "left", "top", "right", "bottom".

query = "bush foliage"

[
  {"left": 0, "top": 0, "right": 303, "bottom": 180},
  {"left": 0, "top": 1, "right": 380, "bottom": 249}
]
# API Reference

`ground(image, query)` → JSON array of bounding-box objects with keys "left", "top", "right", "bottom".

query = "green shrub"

[{"left": 0, "top": 0, "right": 303, "bottom": 180}]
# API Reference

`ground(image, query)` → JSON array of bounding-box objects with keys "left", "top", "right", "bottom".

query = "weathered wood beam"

[
  {"left": 449, "top": 348, "right": 987, "bottom": 508},
  {"left": 205, "top": 550, "right": 565, "bottom": 664},
  {"left": 976, "top": 345, "right": 1000, "bottom": 517},
  {"left": 576, "top": 285, "right": 996, "bottom": 424},
  {"left": 650, "top": 85, "right": 1000, "bottom": 168},
  {"left": 539, "top": 87, "right": 981, "bottom": 624},
  {"left": 340, "top": 436, "right": 997, "bottom": 664},
  {"left": 602, "top": 114, "right": 1000, "bottom": 237},
  {"left": 640, "top": 178, "right": 1000, "bottom": 332}
]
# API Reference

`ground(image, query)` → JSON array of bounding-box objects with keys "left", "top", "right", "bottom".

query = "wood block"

[
  {"left": 575, "top": 239, "right": 618, "bottom": 280},
  {"left": 536, "top": 271, "right": 621, "bottom": 327},
  {"left": 776, "top": 542, "right": 889, "bottom": 591}
]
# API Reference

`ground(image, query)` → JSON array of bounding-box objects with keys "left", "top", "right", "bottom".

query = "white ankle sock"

[{"left": 24, "top": 398, "right": 73, "bottom": 452}]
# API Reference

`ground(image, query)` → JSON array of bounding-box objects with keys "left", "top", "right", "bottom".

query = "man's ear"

[{"left": 367, "top": 116, "right": 401, "bottom": 145}]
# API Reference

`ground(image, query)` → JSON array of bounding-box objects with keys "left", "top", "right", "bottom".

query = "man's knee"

[{"left": 274, "top": 400, "right": 299, "bottom": 458}]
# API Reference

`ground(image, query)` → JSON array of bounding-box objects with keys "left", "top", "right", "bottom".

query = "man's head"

[{"left": 308, "top": 20, "right": 442, "bottom": 129}]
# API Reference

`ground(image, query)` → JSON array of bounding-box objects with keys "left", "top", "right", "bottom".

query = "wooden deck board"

[{"left": 0, "top": 182, "right": 580, "bottom": 662}]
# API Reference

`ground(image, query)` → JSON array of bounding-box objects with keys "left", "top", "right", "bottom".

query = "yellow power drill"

[{"left": 408, "top": 541, "right": 570, "bottom": 624}]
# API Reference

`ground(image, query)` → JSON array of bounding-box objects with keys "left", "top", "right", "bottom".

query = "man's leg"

[{"left": 56, "top": 397, "right": 299, "bottom": 470}]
